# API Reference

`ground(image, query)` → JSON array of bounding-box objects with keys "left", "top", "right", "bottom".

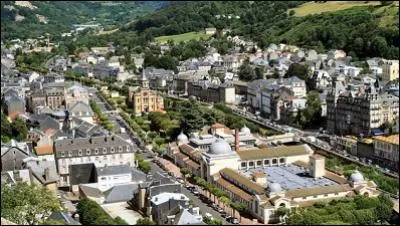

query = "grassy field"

[
  {"left": 155, "top": 31, "right": 212, "bottom": 44},
  {"left": 95, "top": 28, "right": 119, "bottom": 35},
  {"left": 290, "top": 1, "right": 381, "bottom": 17}
]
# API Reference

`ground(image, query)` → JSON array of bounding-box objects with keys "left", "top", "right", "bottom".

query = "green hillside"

[
  {"left": 125, "top": 1, "right": 399, "bottom": 59},
  {"left": 1, "top": 1, "right": 166, "bottom": 41}
]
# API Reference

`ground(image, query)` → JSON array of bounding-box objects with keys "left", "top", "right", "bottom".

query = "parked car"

[
  {"left": 204, "top": 213, "right": 213, "bottom": 220},
  {"left": 211, "top": 203, "right": 218, "bottom": 210},
  {"left": 217, "top": 207, "right": 224, "bottom": 213},
  {"left": 220, "top": 212, "right": 227, "bottom": 218},
  {"left": 176, "top": 178, "right": 184, "bottom": 184},
  {"left": 228, "top": 217, "right": 239, "bottom": 224}
]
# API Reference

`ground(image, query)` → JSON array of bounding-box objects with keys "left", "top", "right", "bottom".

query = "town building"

[
  {"left": 372, "top": 134, "right": 399, "bottom": 172},
  {"left": 327, "top": 79, "right": 399, "bottom": 136},
  {"left": 54, "top": 134, "right": 136, "bottom": 188},
  {"left": 187, "top": 80, "right": 236, "bottom": 104},
  {"left": 128, "top": 70, "right": 164, "bottom": 116},
  {"left": 382, "top": 60, "right": 399, "bottom": 82}
]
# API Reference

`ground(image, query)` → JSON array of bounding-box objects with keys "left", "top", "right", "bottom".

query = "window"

[
  {"left": 249, "top": 161, "right": 254, "bottom": 167},
  {"left": 78, "top": 150, "right": 82, "bottom": 156},
  {"left": 280, "top": 158, "right": 285, "bottom": 163},
  {"left": 119, "top": 147, "right": 123, "bottom": 153},
  {"left": 313, "top": 195, "right": 317, "bottom": 198},
  {"left": 272, "top": 159, "right": 277, "bottom": 164},
  {"left": 256, "top": 160, "right": 262, "bottom": 166},
  {"left": 241, "top": 162, "right": 247, "bottom": 168},
  {"left": 61, "top": 152, "right": 65, "bottom": 157},
  {"left": 264, "top": 159, "right": 269, "bottom": 165},
  {"left": 101, "top": 177, "right": 106, "bottom": 180},
  {"left": 303, "top": 197, "right": 306, "bottom": 200},
  {"left": 86, "top": 149, "right": 91, "bottom": 155},
  {"left": 324, "top": 194, "right": 328, "bottom": 197},
  {"left": 95, "top": 149, "right": 99, "bottom": 155},
  {"left": 103, "top": 148, "right": 107, "bottom": 154}
]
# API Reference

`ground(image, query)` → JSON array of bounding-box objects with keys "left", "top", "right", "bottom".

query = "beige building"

[
  {"left": 382, "top": 60, "right": 399, "bottom": 82},
  {"left": 373, "top": 134, "right": 399, "bottom": 172},
  {"left": 168, "top": 124, "right": 380, "bottom": 224},
  {"left": 188, "top": 81, "right": 236, "bottom": 104},
  {"left": 128, "top": 71, "right": 164, "bottom": 116}
]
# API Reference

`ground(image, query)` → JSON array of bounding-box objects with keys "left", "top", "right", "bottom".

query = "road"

[
  {"left": 85, "top": 87, "right": 231, "bottom": 223},
  {"left": 227, "top": 104, "right": 399, "bottom": 179},
  {"left": 145, "top": 154, "right": 232, "bottom": 224}
]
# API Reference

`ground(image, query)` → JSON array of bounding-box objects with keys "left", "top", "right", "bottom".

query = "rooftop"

[
  {"left": 240, "top": 164, "right": 338, "bottom": 191},
  {"left": 150, "top": 192, "right": 189, "bottom": 206},
  {"left": 237, "top": 144, "right": 312, "bottom": 160},
  {"left": 373, "top": 134, "right": 399, "bottom": 145}
]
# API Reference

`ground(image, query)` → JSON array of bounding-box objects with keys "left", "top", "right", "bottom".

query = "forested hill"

[
  {"left": 1, "top": 1, "right": 167, "bottom": 41},
  {"left": 124, "top": 1, "right": 399, "bottom": 59}
]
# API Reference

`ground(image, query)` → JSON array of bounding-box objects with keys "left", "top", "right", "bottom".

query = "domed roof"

[
  {"left": 240, "top": 125, "right": 251, "bottom": 134},
  {"left": 177, "top": 132, "right": 188, "bottom": 143},
  {"left": 350, "top": 170, "right": 364, "bottom": 183},
  {"left": 208, "top": 138, "right": 232, "bottom": 155},
  {"left": 268, "top": 182, "right": 282, "bottom": 193}
]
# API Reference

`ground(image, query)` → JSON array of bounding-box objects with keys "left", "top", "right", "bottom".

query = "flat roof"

[
  {"left": 150, "top": 192, "right": 189, "bottom": 206},
  {"left": 237, "top": 144, "right": 311, "bottom": 160},
  {"left": 373, "top": 134, "right": 399, "bottom": 145},
  {"left": 240, "top": 164, "right": 338, "bottom": 191}
]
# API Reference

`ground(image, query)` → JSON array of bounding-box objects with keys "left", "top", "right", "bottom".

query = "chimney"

[
  {"left": 44, "top": 168, "right": 50, "bottom": 180},
  {"left": 235, "top": 128, "right": 240, "bottom": 152}
]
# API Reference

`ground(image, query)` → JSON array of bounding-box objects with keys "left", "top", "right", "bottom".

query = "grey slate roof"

[
  {"left": 54, "top": 134, "right": 135, "bottom": 158},
  {"left": 96, "top": 165, "right": 132, "bottom": 176},
  {"left": 175, "top": 209, "right": 205, "bottom": 225},
  {"left": 48, "top": 212, "right": 81, "bottom": 225},
  {"left": 103, "top": 184, "right": 139, "bottom": 203},
  {"left": 79, "top": 184, "right": 103, "bottom": 198},
  {"left": 68, "top": 101, "right": 93, "bottom": 116}
]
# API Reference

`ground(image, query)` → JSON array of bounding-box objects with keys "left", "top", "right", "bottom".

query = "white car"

[{"left": 204, "top": 213, "right": 213, "bottom": 220}]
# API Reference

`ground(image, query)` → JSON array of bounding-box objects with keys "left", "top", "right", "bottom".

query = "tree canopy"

[{"left": 1, "top": 182, "right": 62, "bottom": 225}]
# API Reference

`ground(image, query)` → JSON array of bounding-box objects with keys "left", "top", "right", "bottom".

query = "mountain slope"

[
  {"left": 1, "top": 1, "right": 166, "bottom": 40},
  {"left": 125, "top": 1, "right": 399, "bottom": 59}
]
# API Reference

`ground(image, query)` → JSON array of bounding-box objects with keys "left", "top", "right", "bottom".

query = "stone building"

[
  {"left": 128, "top": 70, "right": 164, "bottom": 116},
  {"left": 327, "top": 80, "right": 399, "bottom": 136},
  {"left": 54, "top": 134, "right": 136, "bottom": 188},
  {"left": 382, "top": 60, "right": 399, "bottom": 82},
  {"left": 187, "top": 80, "right": 236, "bottom": 104}
]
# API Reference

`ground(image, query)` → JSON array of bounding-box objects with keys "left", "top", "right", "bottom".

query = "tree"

[
  {"left": 277, "top": 207, "right": 290, "bottom": 222},
  {"left": 289, "top": 10, "right": 295, "bottom": 16},
  {"left": 203, "top": 217, "right": 223, "bottom": 225},
  {"left": 11, "top": 118, "right": 28, "bottom": 141},
  {"left": 77, "top": 197, "right": 128, "bottom": 225},
  {"left": 136, "top": 217, "right": 155, "bottom": 225},
  {"left": 238, "top": 58, "right": 256, "bottom": 81},
  {"left": 374, "top": 202, "right": 392, "bottom": 224},
  {"left": 180, "top": 167, "right": 192, "bottom": 185},
  {"left": 285, "top": 63, "right": 310, "bottom": 81},
  {"left": 255, "top": 65, "right": 265, "bottom": 79},
  {"left": 1, "top": 182, "right": 61, "bottom": 225}
]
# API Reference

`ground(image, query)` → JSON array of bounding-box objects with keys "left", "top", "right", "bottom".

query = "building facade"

[
  {"left": 382, "top": 60, "right": 399, "bottom": 82},
  {"left": 327, "top": 80, "right": 399, "bottom": 136},
  {"left": 54, "top": 134, "right": 136, "bottom": 187},
  {"left": 129, "top": 70, "right": 164, "bottom": 116},
  {"left": 188, "top": 81, "right": 236, "bottom": 104}
]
